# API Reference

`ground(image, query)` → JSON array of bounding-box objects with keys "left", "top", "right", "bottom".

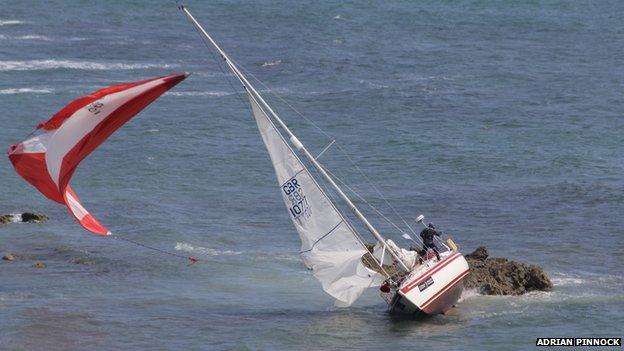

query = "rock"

[
  {"left": 465, "top": 246, "right": 488, "bottom": 261},
  {"left": 70, "top": 257, "right": 96, "bottom": 265},
  {"left": 32, "top": 261, "right": 47, "bottom": 269},
  {"left": 21, "top": 212, "right": 49, "bottom": 223},
  {"left": 2, "top": 254, "right": 16, "bottom": 261},
  {"left": 0, "top": 214, "right": 13, "bottom": 224},
  {"left": 0, "top": 213, "right": 48, "bottom": 224},
  {"left": 464, "top": 247, "right": 553, "bottom": 295}
]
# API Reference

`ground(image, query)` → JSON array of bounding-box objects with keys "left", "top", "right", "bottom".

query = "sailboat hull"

[{"left": 389, "top": 251, "right": 470, "bottom": 315}]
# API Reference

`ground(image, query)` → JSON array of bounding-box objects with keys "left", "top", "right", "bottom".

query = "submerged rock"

[
  {"left": 464, "top": 246, "right": 553, "bottom": 295},
  {"left": 0, "top": 214, "right": 13, "bottom": 224},
  {"left": 70, "top": 257, "right": 96, "bottom": 265},
  {"left": 2, "top": 254, "right": 16, "bottom": 261},
  {"left": 32, "top": 261, "right": 47, "bottom": 269}
]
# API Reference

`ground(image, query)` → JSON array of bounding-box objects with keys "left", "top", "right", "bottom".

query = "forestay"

[{"left": 248, "top": 93, "right": 384, "bottom": 306}]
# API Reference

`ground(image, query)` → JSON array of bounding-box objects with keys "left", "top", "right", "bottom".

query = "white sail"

[{"left": 248, "top": 94, "right": 384, "bottom": 306}]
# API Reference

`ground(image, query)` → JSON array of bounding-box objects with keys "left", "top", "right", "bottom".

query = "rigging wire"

[
  {"left": 179, "top": 3, "right": 420, "bottom": 247},
  {"left": 234, "top": 60, "right": 420, "bottom": 239},
  {"left": 321, "top": 165, "right": 424, "bottom": 246}
]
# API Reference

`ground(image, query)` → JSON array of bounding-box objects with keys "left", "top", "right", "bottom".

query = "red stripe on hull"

[
  {"left": 421, "top": 269, "right": 470, "bottom": 314},
  {"left": 401, "top": 252, "right": 461, "bottom": 294}
]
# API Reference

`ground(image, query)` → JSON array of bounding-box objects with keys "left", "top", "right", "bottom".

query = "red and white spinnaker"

[{"left": 8, "top": 73, "right": 187, "bottom": 235}]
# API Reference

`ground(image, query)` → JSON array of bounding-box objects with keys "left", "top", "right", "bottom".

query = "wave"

[
  {"left": 0, "top": 60, "right": 174, "bottom": 71},
  {"left": 13, "top": 35, "right": 52, "bottom": 41},
  {"left": 0, "top": 34, "right": 86, "bottom": 42},
  {"left": 174, "top": 242, "right": 242, "bottom": 256},
  {"left": 165, "top": 91, "right": 235, "bottom": 97},
  {"left": 0, "top": 34, "right": 52, "bottom": 41},
  {"left": 358, "top": 79, "right": 389, "bottom": 89},
  {"left": 0, "top": 87, "right": 53, "bottom": 95},
  {"left": 551, "top": 271, "right": 624, "bottom": 287},
  {"left": 0, "top": 20, "right": 25, "bottom": 26},
  {"left": 262, "top": 59, "right": 282, "bottom": 67},
  {"left": 551, "top": 276, "right": 586, "bottom": 286},
  {"left": 459, "top": 288, "right": 481, "bottom": 301}
]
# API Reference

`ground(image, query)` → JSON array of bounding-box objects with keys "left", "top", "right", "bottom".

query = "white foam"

[
  {"left": 0, "top": 60, "right": 173, "bottom": 71},
  {"left": 174, "top": 242, "right": 241, "bottom": 256},
  {"left": 0, "top": 34, "right": 88, "bottom": 42},
  {"left": 0, "top": 87, "right": 53, "bottom": 95},
  {"left": 359, "top": 79, "right": 389, "bottom": 89},
  {"left": 166, "top": 91, "right": 234, "bottom": 97},
  {"left": 0, "top": 20, "right": 25, "bottom": 26},
  {"left": 551, "top": 276, "right": 586, "bottom": 286},
  {"left": 2, "top": 214, "right": 22, "bottom": 223},
  {"left": 14, "top": 35, "right": 52, "bottom": 41},
  {"left": 262, "top": 59, "right": 282, "bottom": 67},
  {"left": 458, "top": 288, "right": 481, "bottom": 301}
]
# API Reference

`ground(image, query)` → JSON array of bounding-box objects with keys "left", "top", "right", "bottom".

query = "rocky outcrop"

[
  {"left": 0, "top": 212, "right": 49, "bottom": 224},
  {"left": 21, "top": 212, "right": 49, "bottom": 223},
  {"left": 464, "top": 246, "right": 553, "bottom": 295}
]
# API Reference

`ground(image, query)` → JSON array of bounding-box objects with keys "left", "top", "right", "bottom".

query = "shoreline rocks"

[{"left": 464, "top": 246, "right": 553, "bottom": 295}]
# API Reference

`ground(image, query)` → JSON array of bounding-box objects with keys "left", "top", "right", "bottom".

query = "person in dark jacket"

[{"left": 420, "top": 223, "right": 441, "bottom": 261}]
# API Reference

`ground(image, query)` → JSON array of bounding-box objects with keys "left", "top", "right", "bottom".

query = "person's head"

[{"left": 427, "top": 223, "right": 435, "bottom": 229}]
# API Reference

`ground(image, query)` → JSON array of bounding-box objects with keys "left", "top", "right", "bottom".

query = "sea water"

[{"left": 1, "top": 1, "right": 622, "bottom": 349}]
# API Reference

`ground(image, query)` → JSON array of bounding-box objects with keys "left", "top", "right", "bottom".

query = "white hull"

[{"left": 388, "top": 251, "right": 469, "bottom": 315}]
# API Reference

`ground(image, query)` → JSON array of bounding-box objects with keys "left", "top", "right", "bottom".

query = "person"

[{"left": 420, "top": 223, "right": 441, "bottom": 261}]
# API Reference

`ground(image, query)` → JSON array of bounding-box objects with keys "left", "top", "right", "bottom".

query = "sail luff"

[{"left": 179, "top": 5, "right": 410, "bottom": 272}]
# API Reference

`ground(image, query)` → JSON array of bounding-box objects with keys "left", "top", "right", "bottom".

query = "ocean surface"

[{"left": 1, "top": 1, "right": 623, "bottom": 350}]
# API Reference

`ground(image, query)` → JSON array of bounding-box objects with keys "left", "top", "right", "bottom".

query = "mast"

[{"left": 179, "top": 5, "right": 410, "bottom": 272}]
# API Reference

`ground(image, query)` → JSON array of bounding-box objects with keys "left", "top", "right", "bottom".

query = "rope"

[{"left": 114, "top": 235, "right": 198, "bottom": 266}]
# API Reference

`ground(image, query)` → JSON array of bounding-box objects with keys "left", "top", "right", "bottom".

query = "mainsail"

[
  {"left": 8, "top": 73, "right": 187, "bottom": 235},
  {"left": 248, "top": 94, "right": 384, "bottom": 306}
]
